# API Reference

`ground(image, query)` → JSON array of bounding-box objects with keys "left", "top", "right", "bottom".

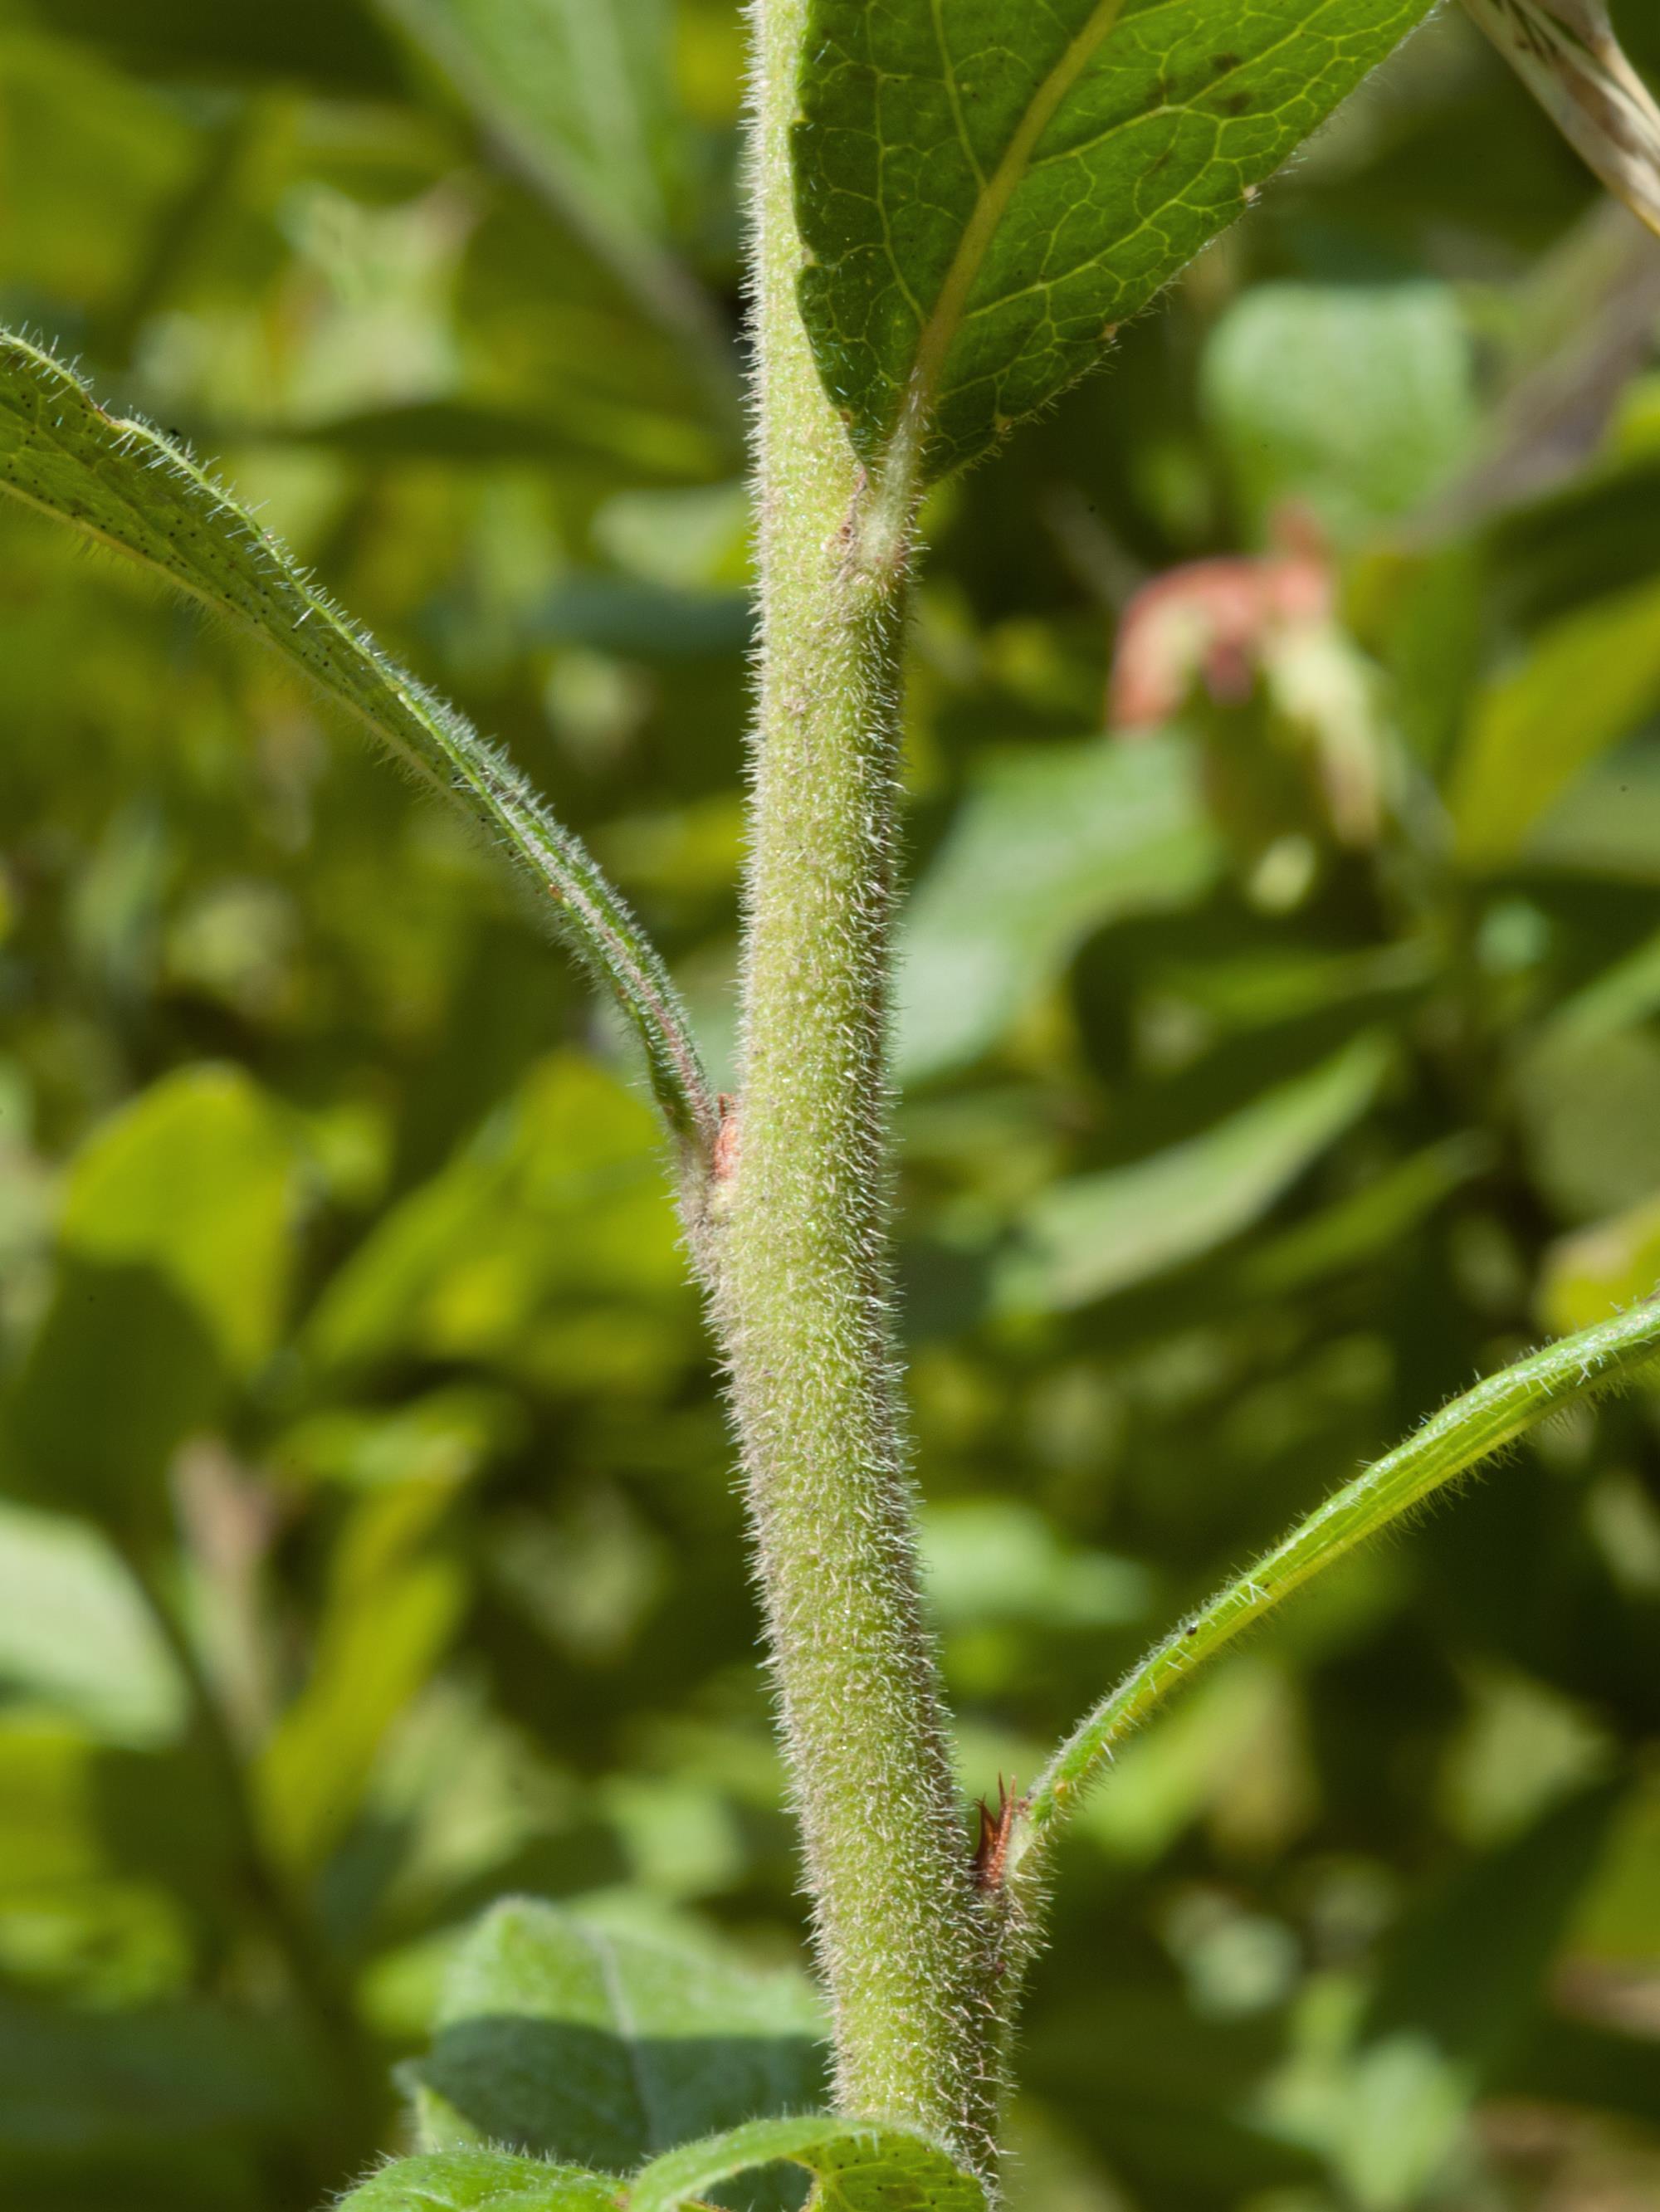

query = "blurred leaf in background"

[{"left": 1, "top": 4, "right": 1659, "bottom": 2211}]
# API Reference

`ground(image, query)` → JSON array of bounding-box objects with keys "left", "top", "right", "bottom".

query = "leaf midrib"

[{"left": 903, "top": 0, "right": 1130, "bottom": 444}]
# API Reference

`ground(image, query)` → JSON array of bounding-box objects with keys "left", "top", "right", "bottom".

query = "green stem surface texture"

[
  {"left": 1015, "top": 1297, "right": 1660, "bottom": 1876},
  {"left": 709, "top": 0, "right": 996, "bottom": 2173}
]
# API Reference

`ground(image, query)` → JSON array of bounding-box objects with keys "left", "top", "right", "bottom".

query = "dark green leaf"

[
  {"left": 1000, "top": 1033, "right": 1389, "bottom": 1311},
  {"left": 0, "top": 0, "right": 403, "bottom": 92},
  {"left": 793, "top": 0, "right": 1434, "bottom": 477},
  {"left": 896, "top": 735, "right": 1220, "bottom": 1082},
  {"left": 630, "top": 2116, "right": 985, "bottom": 2212},
  {"left": 261, "top": 397, "right": 724, "bottom": 486},
  {"left": 3, "top": 1068, "right": 301, "bottom": 1527},
  {"left": 412, "top": 1900, "right": 827, "bottom": 2181},
  {"left": 1364, "top": 1780, "right": 1628, "bottom": 2079}
]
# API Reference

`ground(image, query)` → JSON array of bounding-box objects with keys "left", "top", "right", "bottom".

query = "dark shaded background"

[{"left": 1, "top": 3, "right": 1658, "bottom": 2206}]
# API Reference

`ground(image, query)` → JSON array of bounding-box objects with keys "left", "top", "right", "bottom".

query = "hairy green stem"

[
  {"left": 1013, "top": 1296, "right": 1660, "bottom": 1881},
  {"left": 703, "top": 0, "right": 998, "bottom": 2174}
]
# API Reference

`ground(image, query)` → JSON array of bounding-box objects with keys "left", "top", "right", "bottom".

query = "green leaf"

[
  {"left": 265, "top": 396, "right": 724, "bottom": 487},
  {"left": 256, "top": 1557, "right": 465, "bottom": 1873},
  {"left": 1365, "top": 1780, "right": 1627, "bottom": 2081},
  {"left": 630, "top": 2116, "right": 985, "bottom": 2212},
  {"left": 372, "top": 0, "right": 737, "bottom": 427},
  {"left": 0, "top": 1503, "right": 183, "bottom": 1746},
  {"left": 377, "top": 0, "right": 680, "bottom": 247},
  {"left": 2, "top": 1259, "right": 221, "bottom": 1530},
  {"left": 1525, "top": 740, "right": 1660, "bottom": 883},
  {"left": 1501, "top": 2013, "right": 1660, "bottom": 2133},
  {"left": 348, "top": 2127, "right": 984, "bottom": 2212},
  {"left": 1236, "top": 1132, "right": 1490, "bottom": 1298},
  {"left": 0, "top": 1985, "right": 322, "bottom": 2168},
  {"left": 56, "top": 1066, "right": 299, "bottom": 1377},
  {"left": 3, "top": 1067, "right": 302, "bottom": 1526},
  {"left": 0, "top": 334, "right": 714, "bottom": 1149},
  {"left": 1291, "top": 1784, "right": 1632, "bottom": 2206},
  {"left": 1539, "top": 1187, "right": 1660, "bottom": 1335},
  {"left": 412, "top": 1900, "right": 827, "bottom": 2185},
  {"left": 1540, "top": 924, "right": 1660, "bottom": 1051},
  {"left": 0, "top": 1714, "right": 239, "bottom": 1985},
  {"left": 305, "top": 1053, "right": 687, "bottom": 1377},
  {"left": 1450, "top": 574, "right": 1660, "bottom": 868},
  {"left": 792, "top": 0, "right": 1434, "bottom": 479},
  {"left": 896, "top": 735, "right": 1220, "bottom": 1082},
  {"left": 921, "top": 1500, "right": 1150, "bottom": 1633},
  {"left": 0, "top": 0, "right": 403, "bottom": 93},
  {"left": 1000, "top": 1032, "right": 1390, "bottom": 1312},
  {"left": 341, "top": 2151, "right": 621, "bottom": 2212},
  {"left": 1514, "top": 1025, "right": 1660, "bottom": 1225},
  {"left": 1202, "top": 281, "right": 1475, "bottom": 540},
  {"left": 1565, "top": 1768, "right": 1660, "bottom": 1964},
  {"left": 1021, "top": 1296, "right": 1660, "bottom": 1861}
]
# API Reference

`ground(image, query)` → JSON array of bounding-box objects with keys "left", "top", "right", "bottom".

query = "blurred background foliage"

[{"left": 1, "top": 3, "right": 1659, "bottom": 2208}]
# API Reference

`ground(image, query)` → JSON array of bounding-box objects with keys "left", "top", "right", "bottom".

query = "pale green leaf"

[
  {"left": 0, "top": 1503, "right": 183, "bottom": 1747},
  {"left": 1202, "top": 281, "right": 1475, "bottom": 540},
  {"left": 341, "top": 2151, "right": 620, "bottom": 2212},
  {"left": 1539, "top": 1189, "right": 1660, "bottom": 1335},
  {"left": 1524, "top": 742, "right": 1660, "bottom": 882},
  {"left": 1001, "top": 1033, "right": 1390, "bottom": 1312},
  {"left": 0, "top": 334, "right": 714, "bottom": 1148},
  {"left": 1514, "top": 1027, "right": 1660, "bottom": 1224},
  {"left": 378, "top": 0, "right": 678, "bottom": 245},
  {"left": 921, "top": 1501, "right": 1150, "bottom": 1632},
  {"left": 305, "top": 1053, "right": 686, "bottom": 1376},
  {"left": 630, "top": 2115, "right": 985, "bottom": 2212},
  {"left": 793, "top": 0, "right": 1434, "bottom": 478},
  {"left": 896, "top": 734, "right": 1220, "bottom": 1082},
  {"left": 1071, "top": 1657, "right": 1296, "bottom": 1864},
  {"left": 412, "top": 1899, "right": 827, "bottom": 2186},
  {"left": 1450, "top": 574, "right": 1660, "bottom": 867},
  {"left": 57, "top": 1066, "right": 299, "bottom": 1376},
  {"left": 256, "top": 1476, "right": 467, "bottom": 1870}
]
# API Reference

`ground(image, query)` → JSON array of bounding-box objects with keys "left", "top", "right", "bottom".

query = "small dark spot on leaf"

[
  {"left": 1212, "top": 51, "right": 1241, "bottom": 72},
  {"left": 1225, "top": 93, "right": 1251, "bottom": 115}
]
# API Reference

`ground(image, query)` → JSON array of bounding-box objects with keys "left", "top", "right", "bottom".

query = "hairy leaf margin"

[
  {"left": 1016, "top": 1295, "right": 1660, "bottom": 1868},
  {"left": 0, "top": 331, "right": 716, "bottom": 1152}
]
